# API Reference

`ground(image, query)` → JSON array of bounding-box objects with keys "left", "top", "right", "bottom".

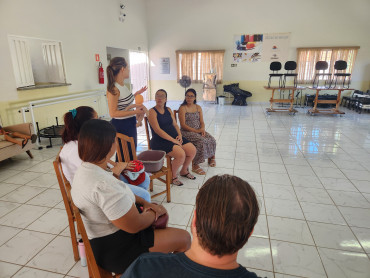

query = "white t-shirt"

[
  {"left": 114, "top": 83, "right": 135, "bottom": 120},
  {"left": 71, "top": 162, "right": 135, "bottom": 239},
  {"left": 60, "top": 141, "right": 81, "bottom": 183}
]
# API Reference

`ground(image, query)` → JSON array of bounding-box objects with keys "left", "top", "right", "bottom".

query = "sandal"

[
  {"left": 208, "top": 158, "right": 216, "bottom": 167},
  {"left": 172, "top": 177, "right": 184, "bottom": 186},
  {"left": 180, "top": 172, "right": 196, "bottom": 180},
  {"left": 192, "top": 165, "right": 206, "bottom": 175},
  {"left": 21, "top": 139, "right": 28, "bottom": 149}
]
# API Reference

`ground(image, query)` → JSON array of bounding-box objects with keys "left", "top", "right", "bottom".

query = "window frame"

[
  {"left": 176, "top": 50, "right": 225, "bottom": 84},
  {"left": 296, "top": 46, "right": 359, "bottom": 84}
]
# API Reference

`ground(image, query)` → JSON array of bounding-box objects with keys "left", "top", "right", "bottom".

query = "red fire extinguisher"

[{"left": 98, "top": 62, "right": 104, "bottom": 84}]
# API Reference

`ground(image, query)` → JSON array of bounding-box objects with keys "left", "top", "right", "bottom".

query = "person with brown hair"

[
  {"left": 71, "top": 119, "right": 190, "bottom": 274},
  {"left": 178, "top": 88, "right": 217, "bottom": 175},
  {"left": 148, "top": 89, "right": 197, "bottom": 186},
  {"left": 60, "top": 106, "right": 151, "bottom": 202},
  {"left": 106, "top": 57, "right": 147, "bottom": 160},
  {"left": 122, "top": 174, "right": 262, "bottom": 278}
]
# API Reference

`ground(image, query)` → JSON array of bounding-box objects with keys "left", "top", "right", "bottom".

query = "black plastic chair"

[
  {"left": 283, "top": 61, "right": 298, "bottom": 88},
  {"left": 312, "top": 61, "right": 331, "bottom": 88},
  {"left": 330, "top": 60, "right": 351, "bottom": 89},
  {"left": 268, "top": 62, "right": 283, "bottom": 88}
]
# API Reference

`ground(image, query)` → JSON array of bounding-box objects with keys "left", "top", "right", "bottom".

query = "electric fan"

[{"left": 179, "top": 75, "right": 191, "bottom": 93}]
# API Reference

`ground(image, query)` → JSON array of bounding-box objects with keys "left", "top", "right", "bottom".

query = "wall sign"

[{"left": 160, "top": 57, "right": 170, "bottom": 74}]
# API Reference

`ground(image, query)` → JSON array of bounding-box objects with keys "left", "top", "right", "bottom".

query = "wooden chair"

[
  {"left": 116, "top": 131, "right": 172, "bottom": 202},
  {"left": 71, "top": 202, "right": 121, "bottom": 278},
  {"left": 173, "top": 109, "right": 179, "bottom": 122},
  {"left": 53, "top": 152, "right": 79, "bottom": 262}
]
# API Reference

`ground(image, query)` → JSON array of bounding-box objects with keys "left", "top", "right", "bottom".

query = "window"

[
  {"left": 176, "top": 50, "right": 225, "bottom": 83},
  {"left": 8, "top": 35, "right": 68, "bottom": 89},
  {"left": 296, "top": 47, "right": 359, "bottom": 84}
]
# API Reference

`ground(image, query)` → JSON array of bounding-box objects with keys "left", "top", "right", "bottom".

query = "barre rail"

[{"left": 20, "top": 90, "right": 107, "bottom": 146}]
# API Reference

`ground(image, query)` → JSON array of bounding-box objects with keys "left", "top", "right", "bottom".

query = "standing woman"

[
  {"left": 148, "top": 89, "right": 196, "bottom": 186},
  {"left": 179, "top": 89, "right": 216, "bottom": 175},
  {"left": 106, "top": 57, "right": 146, "bottom": 152}
]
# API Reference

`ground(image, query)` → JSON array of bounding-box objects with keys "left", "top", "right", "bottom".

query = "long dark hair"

[
  {"left": 78, "top": 119, "right": 116, "bottom": 164},
  {"left": 62, "top": 106, "right": 96, "bottom": 143},
  {"left": 156, "top": 89, "right": 168, "bottom": 108},
  {"left": 106, "top": 57, "right": 128, "bottom": 95},
  {"left": 180, "top": 88, "right": 197, "bottom": 106}
]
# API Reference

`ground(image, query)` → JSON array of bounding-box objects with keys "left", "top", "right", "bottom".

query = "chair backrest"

[
  {"left": 143, "top": 117, "right": 152, "bottom": 149},
  {"left": 315, "top": 61, "right": 329, "bottom": 71},
  {"left": 284, "top": 61, "right": 297, "bottom": 71},
  {"left": 334, "top": 60, "right": 347, "bottom": 71},
  {"left": 116, "top": 132, "right": 137, "bottom": 162},
  {"left": 173, "top": 110, "right": 179, "bottom": 122},
  {"left": 53, "top": 153, "right": 74, "bottom": 225},
  {"left": 270, "top": 61, "right": 281, "bottom": 72},
  {"left": 72, "top": 201, "right": 115, "bottom": 278}
]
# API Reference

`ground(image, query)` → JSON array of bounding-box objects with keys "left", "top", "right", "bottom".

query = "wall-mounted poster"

[
  {"left": 232, "top": 32, "right": 290, "bottom": 63},
  {"left": 262, "top": 33, "right": 291, "bottom": 62},
  {"left": 160, "top": 57, "right": 170, "bottom": 74},
  {"left": 233, "top": 34, "right": 263, "bottom": 63}
]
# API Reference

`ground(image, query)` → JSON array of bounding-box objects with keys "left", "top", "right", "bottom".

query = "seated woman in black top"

[{"left": 148, "top": 89, "right": 196, "bottom": 186}]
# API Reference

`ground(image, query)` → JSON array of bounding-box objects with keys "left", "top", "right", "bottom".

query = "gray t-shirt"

[{"left": 71, "top": 162, "right": 135, "bottom": 239}]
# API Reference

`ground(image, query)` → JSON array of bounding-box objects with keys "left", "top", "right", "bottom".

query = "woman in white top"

[
  {"left": 106, "top": 57, "right": 146, "bottom": 160},
  {"left": 71, "top": 119, "right": 190, "bottom": 273},
  {"left": 59, "top": 106, "right": 151, "bottom": 202}
]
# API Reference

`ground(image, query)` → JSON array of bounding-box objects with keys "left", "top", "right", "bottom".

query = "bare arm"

[
  {"left": 111, "top": 196, "right": 167, "bottom": 234},
  {"left": 111, "top": 203, "right": 155, "bottom": 233},
  {"left": 148, "top": 109, "right": 179, "bottom": 144},
  {"left": 178, "top": 106, "right": 201, "bottom": 133},
  {"left": 198, "top": 105, "right": 205, "bottom": 131},
  {"left": 106, "top": 88, "right": 143, "bottom": 118}
]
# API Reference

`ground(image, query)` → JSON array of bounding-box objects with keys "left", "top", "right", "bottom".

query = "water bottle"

[{"left": 78, "top": 239, "right": 87, "bottom": 267}]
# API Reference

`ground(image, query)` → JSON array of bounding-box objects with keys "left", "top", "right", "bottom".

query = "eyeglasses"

[
  {"left": 155, "top": 95, "right": 166, "bottom": 99},
  {"left": 185, "top": 95, "right": 195, "bottom": 98}
]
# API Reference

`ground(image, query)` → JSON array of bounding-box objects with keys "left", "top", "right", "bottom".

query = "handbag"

[{"left": 153, "top": 213, "right": 168, "bottom": 229}]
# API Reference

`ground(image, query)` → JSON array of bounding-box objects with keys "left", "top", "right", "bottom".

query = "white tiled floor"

[{"left": 1, "top": 101, "right": 370, "bottom": 278}]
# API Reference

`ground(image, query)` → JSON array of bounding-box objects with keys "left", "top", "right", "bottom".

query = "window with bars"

[
  {"left": 176, "top": 50, "right": 225, "bottom": 83},
  {"left": 296, "top": 47, "right": 359, "bottom": 83}
]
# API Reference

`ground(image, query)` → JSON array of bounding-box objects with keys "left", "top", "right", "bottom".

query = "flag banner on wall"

[{"left": 232, "top": 32, "right": 291, "bottom": 63}]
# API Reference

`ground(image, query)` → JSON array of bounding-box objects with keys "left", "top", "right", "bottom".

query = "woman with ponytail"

[
  {"left": 60, "top": 106, "right": 151, "bottom": 202},
  {"left": 106, "top": 57, "right": 147, "bottom": 158}
]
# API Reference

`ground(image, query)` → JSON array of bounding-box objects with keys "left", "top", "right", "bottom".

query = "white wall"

[
  {"left": 0, "top": 0, "right": 148, "bottom": 102},
  {"left": 145, "top": 0, "right": 370, "bottom": 100}
]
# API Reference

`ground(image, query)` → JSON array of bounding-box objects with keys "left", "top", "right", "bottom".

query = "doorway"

[{"left": 129, "top": 51, "right": 149, "bottom": 101}]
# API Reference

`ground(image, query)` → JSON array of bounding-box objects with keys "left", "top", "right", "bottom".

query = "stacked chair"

[
  {"left": 268, "top": 62, "right": 284, "bottom": 88},
  {"left": 330, "top": 60, "right": 351, "bottom": 88},
  {"left": 312, "top": 61, "right": 332, "bottom": 88},
  {"left": 282, "top": 61, "right": 298, "bottom": 88}
]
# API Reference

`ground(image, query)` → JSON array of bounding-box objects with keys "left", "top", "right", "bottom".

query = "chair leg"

[
  {"left": 313, "top": 76, "right": 318, "bottom": 88},
  {"left": 333, "top": 76, "right": 338, "bottom": 89},
  {"left": 150, "top": 180, "right": 153, "bottom": 192},
  {"left": 165, "top": 171, "right": 171, "bottom": 203},
  {"left": 26, "top": 150, "right": 33, "bottom": 159},
  {"left": 69, "top": 219, "right": 80, "bottom": 261}
]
